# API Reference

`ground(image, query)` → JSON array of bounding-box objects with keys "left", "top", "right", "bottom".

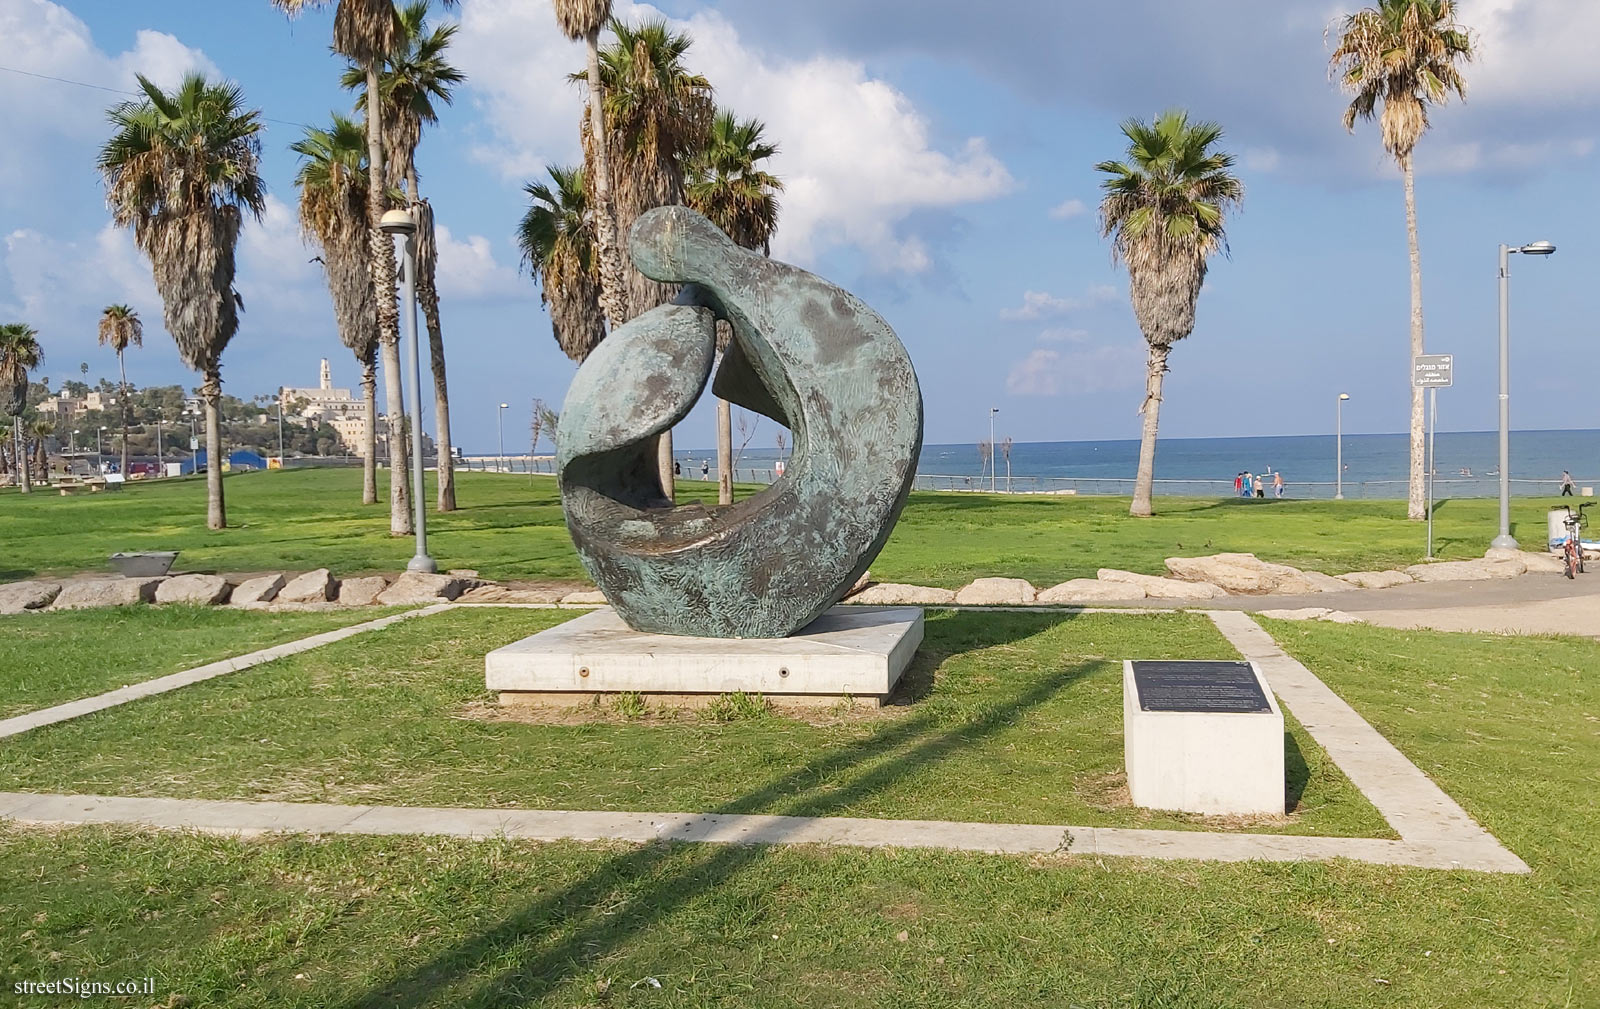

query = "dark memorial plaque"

[{"left": 1130, "top": 660, "right": 1271, "bottom": 714}]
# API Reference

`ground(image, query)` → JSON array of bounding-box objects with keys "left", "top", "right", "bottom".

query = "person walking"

[
  {"left": 1273, "top": 471, "right": 1284, "bottom": 499},
  {"left": 1241, "top": 471, "right": 1253, "bottom": 498},
  {"left": 1253, "top": 473, "right": 1265, "bottom": 498},
  {"left": 700, "top": 459, "right": 710, "bottom": 480},
  {"left": 1234, "top": 472, "right": 1244, "bottom": 496},
  {"left": 1561, "top": 470, "right": 1575, "bottom": 497}
]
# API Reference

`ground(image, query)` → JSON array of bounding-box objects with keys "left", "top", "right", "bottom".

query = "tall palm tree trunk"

[
  {"left": 420, "top": 288, "right": 455, "bottom": 511},
  {"left": 407, "top": 181, "right": 455, "bottom": 513},
  {"left": 1130, "top": 344, "right": 1171, "bottom": 518},
  {"left": 361, "top": 350, "right": 378, "bottom": 505},
  {"left": 118, "top": 350, "right": 130, "bottom": 477},
  {"left": 717, "top": 397, "right": 732, "bottom": 504},
  {"left": 365, "top": 63, "right": 411, "bottom": 535},
  {"left": 1402, "top": 153, "right": 1426, "bottom": 521},
  {"left": 584, "top": 30, "right": 627, "bottom": 330},
  {"left": 202, "top": 367, "right": 225, "bottom": 529},
  {"left": 13, "top": 418, "right": 30, "bottom": 494}
]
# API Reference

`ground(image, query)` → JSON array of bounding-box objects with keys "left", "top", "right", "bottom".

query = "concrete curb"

[{"left": 0, "top": 791, "right": 1527, "bottom": 872}]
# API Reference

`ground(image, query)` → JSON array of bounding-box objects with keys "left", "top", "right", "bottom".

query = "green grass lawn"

[
  {"left": 0, "top": 619, "right": 1594, "bottom": 1006},
  {"left": 0, "top": 606, "right": 1383, "bottom": 837},
  {"left": 0, "top": 467, "right": 1575, "bottom": 586},
  {"left": 0, "top": 606, "right": 393, "bottom": 718}
]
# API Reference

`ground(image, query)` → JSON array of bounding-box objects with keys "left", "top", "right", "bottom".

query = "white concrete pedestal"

[
  {"left": 1123, "top": 660, "right": 1285, "bottom": 816},
  {"left": 488, "top": 606, "right": 923, "bottom": 707}
]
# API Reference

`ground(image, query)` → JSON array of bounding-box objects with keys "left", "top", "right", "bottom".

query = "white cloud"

[
  {"left": 433, "top": 226, "right": 523, "bottom": 300},
  {"left": 999, "top": 284, "right": 1117, "bottom": 321},
  {"left": 1005, "top": 344, "right": 1145, "bottom": 397},
  {"left": 1037, "top": 327, "right": 1090, "bottom": 344},
  {"left": 454, "top": 0, "right": 1013, "bottom": 273},
  {"left": 0, "top": 0, "right": 220, "bottom": 190},
  {"left": 1243, "top": 147, "right": 1280, "bottom": 173},
  {"left": 1048, "top": 198, "right": 1087, "bottom": 220}
]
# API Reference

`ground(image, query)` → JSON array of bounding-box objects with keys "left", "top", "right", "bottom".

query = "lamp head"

[
  {"left": 1519, "top": 240, "right": 1556, "bottom": 256},
  {"left": 379, "top": 208, "right": 417, "bottom": 236},
  {"left": 499, "top": 402, "right": 509, "bottom": 410},
  {"left": 1338, "top": 393, "right": 1351, "bottom": 401}
]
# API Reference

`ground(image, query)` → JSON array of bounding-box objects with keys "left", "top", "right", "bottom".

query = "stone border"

[
  {"left": 0, "top": 791, "right": 1524, "bottom": 872},
  {"left": 0, "top": 604, "right": 453, "bottom": 740},
  {"left": 1202, "top": 610, "right": 1526, "bottom": 871},
  {"left": 0, "top": 602, "right": 1529, "bottom": 873}
]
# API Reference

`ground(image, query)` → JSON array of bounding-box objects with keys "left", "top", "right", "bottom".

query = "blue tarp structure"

[{"left": 179, "top": 450, "right": 268, "bottom": 475}]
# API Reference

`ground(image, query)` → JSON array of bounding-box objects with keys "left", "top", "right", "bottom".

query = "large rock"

[
  {"left": 1300, "top": 571, "right": 1356, "bottom": 593},
  {"left": 459, "top": 584, "right": 568, "bottom": 604},
  {"left": 376, "top": 571, "right": 472, "bottom": 605},
  {"left": 1337, "top": 569, "right": 1413, "bottom": 589},
  {"left": 1405, "top": 558, "right": 1526, "bottom": 583},
  {"left": 337, "top": 576, "right": 389, "bottom": 606},
  {"left": 1487, "top": 548, "right": 1567, "bottom": 575},
  {"left": 1257, "top": 607, "right": 1364, "bottom": 624},
  {"left": 848, "top": 582, "right": 958, "bottom": 605},
  {"left": 279, "top": 568, "right": 338, "bottom": 603},
  {"left": 953, "top": 577, "right": 1037, "bottom": 605},
  {"left": 154, "top": 573, "right": 230, "bottom": 606},
  {"left": 559, "top": 589, "right": 609, "bottom": 605},
  {"left": 231, "top": 573, "right": 286, "bottom": 605},
  {"left": 843, "top": 569, "right": 872, "bottom": 598},
  {"left": 1097, "top": 569, "right": 1228, "bottom": 600},
  {"left": 49, "top": 577, "right": 161, "bottom": 610},
  {"left": 1036, "top": 578, "right": 1147, "bottom": 603},
  {"left": 1164, "top": 553, "right": 1316, "bottom": 595},
  {"left": 0, "top": 580, "right": 62, "bottom": 614}
]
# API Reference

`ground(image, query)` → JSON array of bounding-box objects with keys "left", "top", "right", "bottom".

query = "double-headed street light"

[
  {"left": 988, "top": 406, "right": 999, "bottom": 492},
  {"left": 1335, "top": 393, "right": 1350, "bottom": 500},
  {"left": 1491, "top": 240, "right": 1556, "bottom": 550},
  {"left": 381, "top": 206, "right": 436, "bottom": 573}
]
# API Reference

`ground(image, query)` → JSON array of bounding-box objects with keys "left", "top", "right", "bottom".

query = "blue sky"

[{"left": 2, "top": 0, "right": 1594, "bottom": 455}]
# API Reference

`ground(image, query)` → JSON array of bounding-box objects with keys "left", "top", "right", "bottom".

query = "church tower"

[{"left": 319, "top": 358, "right": 331, "bottom": 390}]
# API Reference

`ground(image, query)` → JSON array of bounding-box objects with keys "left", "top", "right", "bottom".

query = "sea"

[{"left": 692, "top": 429, "right": 1600, "bottom": 500}]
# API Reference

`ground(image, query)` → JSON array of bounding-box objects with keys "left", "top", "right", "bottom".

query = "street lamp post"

[
  {"left": 382, "top": 206, "right": 436, "bottom": 573},
  {"left": 156, "top": 415, "right": 163, "bottom": 476},
  {"left": 276, "top": 401, "right": 285, "bottom": 466},
  {"left": 988, "top": 407, "right": 999, "bottom": 492},
  {"left": 1491, "top": 240, "right": 1556, "bottom": 550},
  {"left": 497, "top": 403, "right": 509, "bottom": 474},
  {"left": 1335, "top": 394, "right": 1350, "bottom": 500},
  {"left": 97, "top": 425, "right": 105, "bottom": 473}
]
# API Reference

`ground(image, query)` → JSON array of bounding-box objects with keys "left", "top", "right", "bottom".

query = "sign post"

[{"left": 1414, "top": 355, "right": 1454, "bottom": 558}]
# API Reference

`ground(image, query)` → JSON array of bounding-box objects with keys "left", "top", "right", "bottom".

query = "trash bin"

[{"left": 1548, "top": 509, "right": 1571, "bottom": 551}]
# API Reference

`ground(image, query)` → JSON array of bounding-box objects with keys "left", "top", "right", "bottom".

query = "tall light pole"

[
  {"left": 988, "top": 406, "right": 999, "bottom": 492},
  {"left": 1492, "top": 240, "right": 1556, "bottom": 550},
  {"left": 155, "top": 415, "right": 163, "bottom": 476},
  {"left": 97, "top": 425, "right": 105, "bottom": 472},
  {"left": 497, "top": 403, "right": 509, "bottom": 474},
  {"left": 382, "top": 206, "right": 436, "bottom": 573},
  {"left": 1335, "top": 393, "right": 1350, "bottom": 500},
  {"left": 276, "top": 400, "right": 285, "bottom": 465}
]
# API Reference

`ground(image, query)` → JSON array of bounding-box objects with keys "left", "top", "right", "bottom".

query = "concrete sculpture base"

[{"left": 488, "top": 606, "right": 923, "bottom": 708}]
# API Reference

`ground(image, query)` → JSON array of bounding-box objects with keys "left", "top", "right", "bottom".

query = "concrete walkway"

[
  {"left": 0, "top": 791, "right": 1525, "bottom": 872},
  {"left": 0, "top": 604, "right": 453, "bottom": 740},
  {"left": 1205, "top": 610, "right": 1526, "bottom": 872}
]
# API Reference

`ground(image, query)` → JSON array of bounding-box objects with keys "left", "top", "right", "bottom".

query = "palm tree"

[
  {"left": 97, "top": 304, "right": 142, "bottom": 479},
  {"left": 0, "top": 322, "right": 43, "bottom": 494},
  {"left": 31, "top": 418, "right": 53, "bottom": 479},
  {"left": 551, "top": 0, "right": 627, "bottom": 330},
  {"left": 1096, "top": 110, "right": 1244, "bottom": 518},
  {"left": 518, "top": 165, "right": 606, "bottom": 362},
  {"left": 272, "top": 0, "right": 453, "bottom": 535},
  {"left": 343, "top": 0, "right": 464, "bottom": 511},
  {"left": 1330, "top": 0, "right": 1471, "bottom": 521},
  {"left": 292, "top": 114, "right": 380, "bottom": 505},
  {"left": 687, "top": 109, "right": 782, "bottom": 505},
  {"left": 99, "top": 74, "right": 265, "bottom": 529},
  {"left": 581, "top": 17, "right": 714, "bottom": 498}
]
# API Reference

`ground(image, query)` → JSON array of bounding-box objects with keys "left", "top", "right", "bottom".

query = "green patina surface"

[{"left": 558, "top": 208, "right": 923, "bottom": 638}]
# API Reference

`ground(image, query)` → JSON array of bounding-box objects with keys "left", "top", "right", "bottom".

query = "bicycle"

[{"left": 1559, "top": 501, "right": 1595, "bottom": 579}]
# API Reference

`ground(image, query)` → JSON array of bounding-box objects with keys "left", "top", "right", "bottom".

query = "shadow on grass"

[
  {"left": 1284, "top": 731, "right": 1309, "bottom": 814},
  {"left": 341, "top": 610, "right": 1086, "bottom": 1008}
]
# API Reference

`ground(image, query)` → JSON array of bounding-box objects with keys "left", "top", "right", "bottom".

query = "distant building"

[
  {"left": 36, "top": 390, "right": 115, "bottom": 418},
  {"left": 280, "top": 358, "right": 382, "bottom": 456}
]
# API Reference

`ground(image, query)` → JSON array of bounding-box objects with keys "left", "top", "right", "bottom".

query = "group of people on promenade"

[{"left": 1234, "top": 470, "right": 1285, "bottom": 499}]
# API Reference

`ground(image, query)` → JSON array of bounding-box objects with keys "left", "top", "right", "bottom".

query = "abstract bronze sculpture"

[{"left": 557, "top": 207, "right": 924, "bottom": 638}]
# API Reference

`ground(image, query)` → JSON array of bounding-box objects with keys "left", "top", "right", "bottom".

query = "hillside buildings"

[{"left": 279, "top": 358, "right": 384, "bottom": 456}]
